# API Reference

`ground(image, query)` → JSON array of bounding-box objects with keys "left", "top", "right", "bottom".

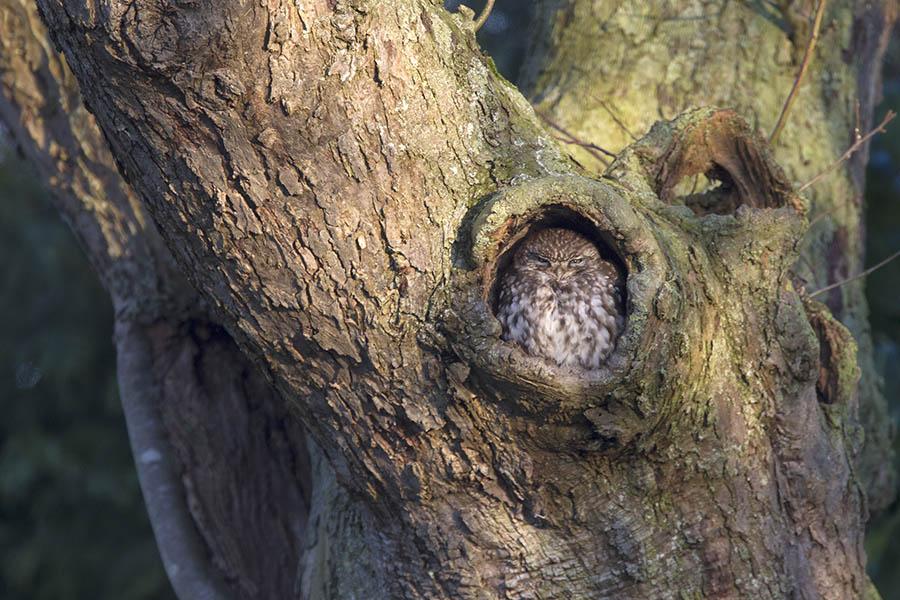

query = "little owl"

[{"left": 496, "top": 228, "right": 624, "bottom": 370}]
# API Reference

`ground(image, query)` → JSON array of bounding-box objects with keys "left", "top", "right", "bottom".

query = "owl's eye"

[
  {"left": 569, "top": 257, "right": 585, "bottom": 267},
  {"left": 526, "top": 251, "right": 551, "bottom": 266}
]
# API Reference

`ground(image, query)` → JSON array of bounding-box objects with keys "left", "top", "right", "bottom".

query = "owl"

[{"left": 496, "top": 228, "right": 625, "bottom": 370}]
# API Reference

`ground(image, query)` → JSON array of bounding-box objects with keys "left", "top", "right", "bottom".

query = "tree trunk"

[
  {"left": 0, "top": 2, "right": 313, "bottom": 598},
  {"left": 1, "top": 0, "right": 895, "bottom": 597},
  {"left": 519, "top": 0, "right": 897, "bottom": 514}
]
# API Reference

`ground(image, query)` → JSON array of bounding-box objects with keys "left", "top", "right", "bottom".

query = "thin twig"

[
  {"left": 551, "top": 135, "right": 616, "bottom": 167},
  {"left": 807, "top": 211, "right": 830, "bottom": 229},
  {"left": 474, "top": 0, "right": 495, "bottom": 31},
  {"left": 769, "top": 0, "right": 827, "bottom": 144},
  {"left": 599, "top": 99, "right": 638, "bottom": 141},
  {"left": 808, "top": 248, "right": 900, "bottom": 298},
  {"left": 552, "top": 135, "right": 613, "bottom": 154},
  {"left": 799, "top": 110, "right": 896, "bottom": 192},
  {"left": 538, "top": 112, "right": 615, "bottom": 167},
  {"left": 539, "top": 113, "right": 615, "bottom": 157}
]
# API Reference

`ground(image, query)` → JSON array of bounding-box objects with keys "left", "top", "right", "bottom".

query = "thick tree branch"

[
  {"left": 0, "top": 2, "right": 313, "bottom": 597},
  {"left": 114, "top": 319, "right": 233, "bottom": 600},
  {"left": 19, "top": 0, "right": 897, "bottom": 597}
]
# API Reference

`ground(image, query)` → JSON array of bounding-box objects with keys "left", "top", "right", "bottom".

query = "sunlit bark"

[{"left": 0, "top": 0, "right": 893, "bottom": 597}]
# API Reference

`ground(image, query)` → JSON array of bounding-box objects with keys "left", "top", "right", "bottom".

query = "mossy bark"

[
  {"left": 0, "top": 0, "right": 894, "bottom": 597},
  {"left": 520, "top": 0, "right": 897, "bottom": 511}
]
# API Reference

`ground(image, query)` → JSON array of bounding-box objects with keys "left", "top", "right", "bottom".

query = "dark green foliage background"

[
  {"left": 0, "top": 3, "right": 896, "bottom": 597},
  {"left": 0, "top": 156, "right": 175, "bottom": 599},
  {"left": 862, "top": 33, "right": 900, "bottom": 600}
]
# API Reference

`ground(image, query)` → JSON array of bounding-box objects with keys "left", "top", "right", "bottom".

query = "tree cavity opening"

[
  {"left": 651, "top": 111, "right": 796, "bottom": 216},
  {"left": 485, "top": 205, "right": 626, "bottom": 317}
]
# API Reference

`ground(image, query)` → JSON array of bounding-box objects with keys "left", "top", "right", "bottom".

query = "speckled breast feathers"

[{"left": 496, "top": 228, "right": 624, "bottom": 370}]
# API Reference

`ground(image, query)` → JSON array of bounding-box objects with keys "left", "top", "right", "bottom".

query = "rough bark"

[
  {"left": 1, "top": 0, "right": 892, "bottom": 598},
  {"left": 519, "top": 0, "right": 898, "bottom": 511},
  {"left": 0, "top": 2, "right": 312, "bottom": 598}
]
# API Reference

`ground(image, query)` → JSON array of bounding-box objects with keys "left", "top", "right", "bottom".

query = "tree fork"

[{"left": 1, "top": 0, "right": 892, "bottom": 597}]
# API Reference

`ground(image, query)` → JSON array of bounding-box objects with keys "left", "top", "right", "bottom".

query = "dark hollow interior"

[{"left": 678, "top": 165, "right": 745, "bottom": 216}]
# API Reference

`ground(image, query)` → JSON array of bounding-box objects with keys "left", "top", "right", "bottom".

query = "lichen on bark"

[
  {"left": 1, "top": 0, "right": 894, "bottom": 597},
  {"left": 521, "top": 0, "right": 896, "bottom": 514}
]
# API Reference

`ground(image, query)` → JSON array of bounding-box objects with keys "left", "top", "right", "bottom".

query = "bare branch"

[
  {"left": 599, "top": 99, "right": 638, "bottom": 141},
  {"left": 807, "top": 211, "right": 830, "bottom": 229},
  {"left": 474, "top": 0, "right": 495, "bottom": 31},
  {"left": 770, "top": 0, "right": 827, "bottom": 144},
  {"left": 809, "top": 248, "right": 900, "bottom": 298},
  {"left": 551, "top": 135, "right": 615, "bottom": 157},
  {"left": 538, "top": 112, "right": 615, "bottom": 166},
  {"left": 799, "top": 110, "right": 896, "bottom": 192}
]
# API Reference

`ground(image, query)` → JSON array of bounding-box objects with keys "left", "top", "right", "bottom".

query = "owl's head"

[{"left": 510, "top": 228, "right": 605, "bottom": 281}]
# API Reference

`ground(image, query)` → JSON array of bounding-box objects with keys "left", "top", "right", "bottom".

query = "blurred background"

[{"left": 1, "top": 2, "right": 897, "bottom": 598}]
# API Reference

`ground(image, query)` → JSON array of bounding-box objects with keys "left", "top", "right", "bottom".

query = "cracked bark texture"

[
  {"left": 0, "top": 1, "right": 313, "bottom": 598},
  {"left": 0, "top": 0, "right": 892, "bottom": 598}
]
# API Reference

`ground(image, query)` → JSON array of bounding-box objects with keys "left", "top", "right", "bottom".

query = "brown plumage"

[{"left": 496, "top": 228, "right": 625, "bottom": 370}]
